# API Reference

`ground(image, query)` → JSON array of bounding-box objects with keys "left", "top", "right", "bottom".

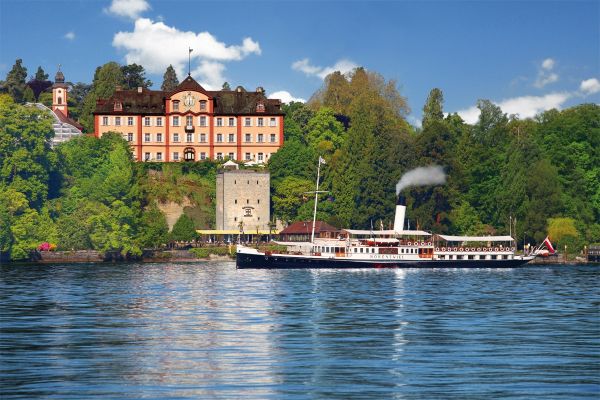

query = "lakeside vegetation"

[{"left": 1, "top": 60, "right": 598, "bottom": 261}]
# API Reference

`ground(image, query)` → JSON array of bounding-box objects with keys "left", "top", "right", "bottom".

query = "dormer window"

[
  {"left": 256, "top": 101, "right": 265, "bottom": 112},
  {"left": 173, "top": 100, "right": 180, "bottom": 111},
  {"left": 200, "top": 100, "right": 207, "bottom": 110},
  {"left": 114, "top": 101, "right": 122, "bottom": 111}
]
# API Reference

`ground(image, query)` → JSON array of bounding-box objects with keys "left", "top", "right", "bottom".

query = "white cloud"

[
  {"left": 105, "top": 0, "right": 150, "bottom": 19},
  {"left": 112, "top": 18, "right": 261, "bottom": 87},
  {"left": 292, "top": 58, "right": 358, "bottom": 80},
  {"left": 64, "top": 31, "right": 75, "bottom": 40},
  {"left": 190, "top": 61, "right": 226, "bottom": 90},
  {"left": 269, "top": 90, "right": 305, "bottom": 104},
  {"left": 407, "top": 115, "right": 422, "bottom": 129},
  {"left": 534, "top": 58, "right": 559, "bottom": 88},
  {"left": 541, "top": 58, "right": 555, "bottom": 70},
  {"left": 579, "top": 78, "right": 600, "bottom": 95},
  {"left": 456, "top": 92, "right": 572, "bottom": 124}
]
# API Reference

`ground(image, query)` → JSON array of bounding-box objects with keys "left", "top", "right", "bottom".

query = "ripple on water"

[{"left": 0, "top": 262, "right": 599, "bottom": 399}]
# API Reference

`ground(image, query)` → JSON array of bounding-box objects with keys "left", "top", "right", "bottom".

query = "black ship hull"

[{"left": 237, "top": 252, "right": 534, "bottom": 269}]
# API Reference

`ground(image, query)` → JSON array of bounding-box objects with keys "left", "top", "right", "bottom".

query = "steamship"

[{"left": 236, "top": 195, "right": 536, "bottom": 269}]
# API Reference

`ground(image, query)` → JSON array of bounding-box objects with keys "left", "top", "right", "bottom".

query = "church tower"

[{"left": 52, "top": 66, "right": 69, "bottom": 117}]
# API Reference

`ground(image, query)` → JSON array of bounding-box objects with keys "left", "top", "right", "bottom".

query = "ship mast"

[{"left": 310, "top": 157, "right": 327, "bottom": 243}]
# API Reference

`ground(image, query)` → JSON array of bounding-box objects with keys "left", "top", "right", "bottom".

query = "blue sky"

[{"left": 1, "top": 0, "right": 598, "bottom": 126}]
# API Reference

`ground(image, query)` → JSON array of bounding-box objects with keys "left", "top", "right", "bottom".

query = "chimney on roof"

[{"left": 137, "top": 87, "right": 143, "bottom": 93}]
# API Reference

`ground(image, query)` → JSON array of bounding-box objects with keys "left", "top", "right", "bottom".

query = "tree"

[
  {"left": 5, "top": 59, "right": 28, "bottom": 103},
  {"left": 0, "top": 100, "right": 55, "bottom": 208},
  {"left": 422, "top": 88, "right": 444, "bottom": 128},
  {"left": 305, "top": 107, "right": 346, "bottom": 156},
  {"left": 22, "top": 86, "right": 35, "bottom": 103},
  {"left": 67, "top": 82, "right": 92, "bottom": 121},
  {"left": 171, "top": 214, "right": 197, "bottom": 242},
  {"left": 80, "top": 62, "right": 124, "bottom": 132},
  {"left": 138, "top": 206, "right": 169, "bottom": 248},
  {"left": 222, "top": 82, "right": 231, "bottom": 90},
  {"left": 121, "top": 63, "right": 152, "bottom": 89},
  {"left": 161, "top": 65, "right": 179, "bottom": 91},
  {"left": 547, "top": 217, "right": 582, "bottom": 254},
  {"left": 272, "top": 176, "right": 314, "bottom": 223},
  {"left": 34, "top": 66, "right": 49, "bottom": 81}
]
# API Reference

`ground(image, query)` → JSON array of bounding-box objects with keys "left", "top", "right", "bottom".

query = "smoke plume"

[{"left": 395, "top": 165, "right": 447, "bottom": 195}]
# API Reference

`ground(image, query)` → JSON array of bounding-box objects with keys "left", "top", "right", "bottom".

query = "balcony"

[{"left": 185, "top": 125, "right": 195, "bottom": 133}]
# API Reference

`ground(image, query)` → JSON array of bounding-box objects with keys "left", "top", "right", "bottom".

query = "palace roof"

[{"left": 94, "top": 76, "right": 284, "bottom": 116}]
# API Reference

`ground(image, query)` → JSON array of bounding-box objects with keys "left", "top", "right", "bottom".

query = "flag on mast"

[
  {"left": 319, "top": 156, "right": 326, "bottom": 165},
  {"left": 543, "top": 236, "right": 555, "bottom": 254}
]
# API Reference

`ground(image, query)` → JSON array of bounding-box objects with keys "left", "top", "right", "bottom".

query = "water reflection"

[{"left": 1, "top": 263, "right": 599, "bottom": 399}]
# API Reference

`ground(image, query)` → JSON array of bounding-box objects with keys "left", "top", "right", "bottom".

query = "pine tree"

[
  {"left": 22, "top": 86, "right": 35, "bottom": 103},
  {"left": 34, "top": 66, "right": 49, "bottom": 81},
  {"left": 422, "top": 88, "right": 444, "bottom": 128},
  {"left": 161, "top": 65, "right": 179, "bottom": 91},
  {"left": 5, "top": 59, "right": 28, "bottom": 103},
  {"left": 121, "top": 63, "right": 152, "bottom": 89}
]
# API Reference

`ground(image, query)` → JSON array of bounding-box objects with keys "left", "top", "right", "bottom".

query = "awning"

[
  {"left": 438, "top": 235, "right": 514, "bottom": 242},
  {"left": 196, "top": 229, "right": 279, "bottom": 235},
  {"left": 344, "top": 229, "right": 431, "bottom": 236}
]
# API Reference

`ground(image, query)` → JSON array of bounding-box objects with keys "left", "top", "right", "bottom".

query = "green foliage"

[
  {"left": 422, "top": 88, "right": 444, "bottom": 128},
  {"left": 222, "top": 82, "right": 231, "bottom": 90},
  {"left": 171, "top": 214, "right": 197, "bottom": 242},
  {"left": 305, "top": 107, "right": 345, "bottom": 156},
  {"left": 38, "top": 92, "right": 53, "bottom": 107},
  {"left": 0, "top": 101, "right": 55, "bottom": 208},
  {"left": 23, "top": 86, "right": 35, "bottom": 102},
  {"left": 161, "top": 65, "right": 179, "bottom": 91},
  {"left": 121, "top": 63, "right": 152, "bottom": 89},
  {"left": 4, "top": 59, "right": 27, "bottom": 103},
  {"left": 272, "top": 176, "right": 314, "bottom": 223},
  {"left": 35, "top": 66, "right": 49, "bottom": 81},
  {"left": 80, "top": 62, "right": 124, "bottom": 132},
  {"left": 137, "top": 206, "right": 169, "bottom": 248},
  {"left": 190, "top": 246, "right": 230, "bottom": 258}
]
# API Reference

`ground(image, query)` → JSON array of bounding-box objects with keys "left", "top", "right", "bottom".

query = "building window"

[
  {"left": 257, "top": 117, "right": 264, "bottom": 127},
  {"left": 245, "top": 133, "right": 251, "bottom": 142},
  {"left": 200, "top": 116, "right": 207, "bottom": 126},
  {"left": 199, "top": 133, "right": 206, "bottom": 143},
  {"left": 144, "top": 133, "right": 151, "bottom": 142},
  {"left": 145, "top": 152, "right": 151, "bottom": 161},
  {"left": 270, "top": 133, "right": 276, "bottom": 143},
  {"left": 173, "top": 152, "right": 179, "bottom": 161},
  {"left": 258, "top": 152, "right": 264, "bottom": 162},
  {"left": 114, "top": 101, "right": 122, "bottom": 111},
  {"left": 256, "top": 102, "right": 265, "bottom": 112},
  {"left": 216, "top": 117, "right": 223, "bottom": 127},
  {"left": 156, "top": 117, "right": 163, "bottom": 127},
  {"left": 186, "top": 115, "right": 193, "bottom": 127},
  {"left": 257, "top": 133, "right": 264, "bottom": 143},
  {"left": 145, "top": 117, "right": 151, "bottom": 126},
  {"left": 217, "top": 134, "right": 223, "bottom": 143},
  {"left": 127, "top": 132, "right": 133, "bottom": 142},
  {"left": 173, "top": 101, "right": 179, "bottom": 111},
  {"left": 245, "top": 208, "right": 252, "bottom": 216},
  {"left": 269, "top": 117, "right": 276, "bottom": 127},
  {"left": 245, "top": 152, "right": 251, "bottom": 160},
  {"left": 173, "top": 116, "right": 179, "bottom": 126},
  {"left": 186, "top": 133, "right": 193, "bottom": 142},
  {"left": 228, "top": 117, "right": 235, "bottom": 126},
  {"left": 102, "top": 116, "right": 109, "bottom": 125},
  {"left": 173, "top": 133, "right": 179, "bottom": 142},
  {"left": 216, "top": 152, "right": 223, "bottom": 160},
  {"left": 184, "top": 147, "right": 195, "bottom": 161},
  {"left": 156, "top": 152, "right": 162, "bottom": 161},
  {"left": 244, "top": 117, "right": 251, "bottom": 127},
  {"left": 128, "top": 117, "right": 134, "bottom": 126},
  {"left": 200, "top": 100, "right": 207, "bottom": 110},
  {"left": 228, "top": 152, "right": 235, "bottom": 160},
  {"left": 115, "top": 117, "right": 121, "bottom": 126},
  {"left": 156, "top": 133, "right": 163, "bottom": 142},
  {"left": 200, "top": 152, "right": 206, "bottom": 160},
  {"left": 228, "top": 133, "right": 235, "bottom": 142}
]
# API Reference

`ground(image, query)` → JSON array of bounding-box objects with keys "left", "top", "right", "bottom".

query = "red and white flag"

[{"left": 543, "top": 236, "right": 555, "bottom": 254}]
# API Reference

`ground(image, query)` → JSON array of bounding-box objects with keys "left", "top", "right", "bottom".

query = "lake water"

[{"left": 1, "top": 262, "right": 599, "bottom": 399}]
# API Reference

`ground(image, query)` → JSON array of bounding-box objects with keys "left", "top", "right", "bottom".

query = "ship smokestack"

[{"left": 394, "top": 195, "right": 406, "bottom": 232}]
